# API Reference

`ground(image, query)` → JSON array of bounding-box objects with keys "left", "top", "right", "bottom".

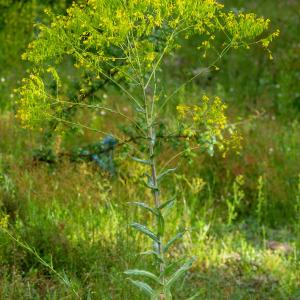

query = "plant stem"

[
  {"left": 148, "top": 124, "right": 166, "bottom": 292},
  {"left": 145, "top": 61, "right": 166, "bottom": 298}
]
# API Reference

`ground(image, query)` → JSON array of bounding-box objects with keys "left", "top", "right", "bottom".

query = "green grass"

[{"left": 1, "top": 111, "right": 300, "bottom": 299}]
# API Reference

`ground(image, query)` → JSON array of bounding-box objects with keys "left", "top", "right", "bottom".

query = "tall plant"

[{"left": 17, "top": 0, "right": 278, "bottom": 298}]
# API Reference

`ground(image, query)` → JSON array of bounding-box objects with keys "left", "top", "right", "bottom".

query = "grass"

[{"left": 0, "top": 110, "right": 300, "bottom": 299}]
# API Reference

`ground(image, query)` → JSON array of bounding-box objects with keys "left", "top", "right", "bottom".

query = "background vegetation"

[{"left": 0, "top": 0, "right": 299, "bottom": 299}]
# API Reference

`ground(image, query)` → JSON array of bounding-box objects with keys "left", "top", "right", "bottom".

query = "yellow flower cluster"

[
  {"left": 16, "top": 74, "right": 51, "bottom": 129},
  {"left": 17, "top": 0, "right": 278, "bottom": 129},
  {"left": 177, "top": 95, "right": 227, "bottom": 136},
  {"left": 0, "top": 214, "right": 9, "bottom": 229},
  {"left": 177, "top": 95, "right": 241, "bottom": 156},
  {"left": 223, "top": 12, "right": 269, "bottom": 42}
]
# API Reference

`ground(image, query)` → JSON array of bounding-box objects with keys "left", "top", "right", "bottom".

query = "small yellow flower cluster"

[
  {"left": 235, "top": 175, "right": 245, "bottom": 186},
  {"left": 176, "top": 104, "right": 189, "bottom": 119},
  {"left": 177, "top": 95, "right": 241, "bottom": 157},
  {"left": 223, "top": 12, "right": 269, "bottom": 43},
  {"left": 0, "top": 214, "right": 9, "bottom": 229},
  {"left": 191, "top": 177, "right": 206, "bottom": 194},
  {"left": 177, "top": 95, "right": 227, "bottom": 137},
  {"left": 16, "top": 74, "right": 51, "bottom": 129},
  {"left": 261, "top": 29, "right": 280, "bottom": 60}
]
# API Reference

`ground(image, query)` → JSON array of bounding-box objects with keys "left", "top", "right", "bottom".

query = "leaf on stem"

[
  {"left": 145, "top": 181, "right": 159, "bottom": 191},
  {"left": 131, "top": 223, "right": 160, "bottom": 243},
  {"left": 139, "top": 250, "right": 164, "bottom": 263},
  {"left": 165, "top": 257, "right": 195, "bottom": 290},
  {"left": 157, "top": 168, "right": 177, "bottom": 182},
  {"left": 163, "top": 231, "right": 185, "bottom": 253},
  {"left": 160, "top": 257, "right": 186, "bottom": 278},
  {"left": 129, "top": 202, "right": 158, "bottom": 216},
  {"left": 131, "top": 156, "right": 152, "bottom": 165},
  {"left": 124, "top": 269, "right": 160, "bottom": 284},
  {"left": 128, "top": 279, "right": 157, "bottom": 298},
  {"left": 157, "top": 211, "right": 165, "bottom": 237},
  {"left": 158, "top": 198, "right": 176, "bottom": 211}
]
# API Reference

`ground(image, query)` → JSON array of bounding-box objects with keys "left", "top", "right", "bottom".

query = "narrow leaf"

[
  {"left": 145, "top": 181, "right": 159, "bottom": 191},
  {"left": 140, "top": 250, "right": 164, "bottom": 263},
  {"left": 157, "top": 168, "right": 176, "bottom": 181},
  {"left": 132, "top": 157, "right": 152, "bottom": 165},
  {"left": 129, "top": 202, "right": 158, "bottom": 216},
  {"left": 158, "top": 198, "right": 176, "bottom": 211},
  {"left": 157, "top": 212, "right": 165, "bottom": 237},
  {"left": 161, "top": 257, "right": 186, "bottom": 278},
  {"left": 128, "top": 279, "right": 156, "bottom": 297},
  {"left": 144, "top": 173, "right": 153, "bottom": 185},
  {"left": 165, "top": 258, "right": 195, "bottom": 289},
  {"left": 163, "top": 231, "right": 185, "bottom": 253},
  {"left": 124, "top": 269, "right": 160, "bottom": 283},
  {"left": 131, "top": 223, "right": 159, "bottom": 243}
]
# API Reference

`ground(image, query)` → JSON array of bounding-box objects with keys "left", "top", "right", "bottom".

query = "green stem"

[{"left": 148, "top": 124, "right": 165, "bottom": 290}]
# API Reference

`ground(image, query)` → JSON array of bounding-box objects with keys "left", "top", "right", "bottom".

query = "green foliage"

[
  {"left": 256, "top": 175, "right": 266, "bottom": 224},
  {"left": 14, "top": 1, "right": 279, "bottom": 299},
  {"left": 17, "top": 0, "right": 277, "bottom": 129},
  {"left": 176, "top": 95, "right": 241, "bottom": 157},
  {"left": 0, "top": 0, "right": 73, "bottom": 110},
  {"left": 226, "top": 175, "right": 245, "bottom": 225}
]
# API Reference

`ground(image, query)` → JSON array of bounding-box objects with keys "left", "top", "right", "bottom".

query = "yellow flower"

[{"left": 0, "top": 214, "right": 9, "bottom": 229}]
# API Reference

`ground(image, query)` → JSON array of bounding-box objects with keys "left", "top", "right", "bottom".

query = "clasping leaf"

[
  {"left": 129, "top": 202, "right": 158, "bottom": 216},
  {"left": 128, "top": 279, "right": 157, "bottom": 298},
  {"left": 163, "top": 231, "right": 185, "bottom": 253},
  {"left": 131, "top": 156, "right": 152, "bottom": 165},
  {"left": 165, "top": 257, "right": 195, "bottom": 290},
  {"left": 157, "top": 168, "right": 176, "bottom": 182},
  {"left": 124, "top": 269, "right": 160, "bottom": 284},
  {"left": 131, "top": 223, "right": 159, "bottom": 243}
]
